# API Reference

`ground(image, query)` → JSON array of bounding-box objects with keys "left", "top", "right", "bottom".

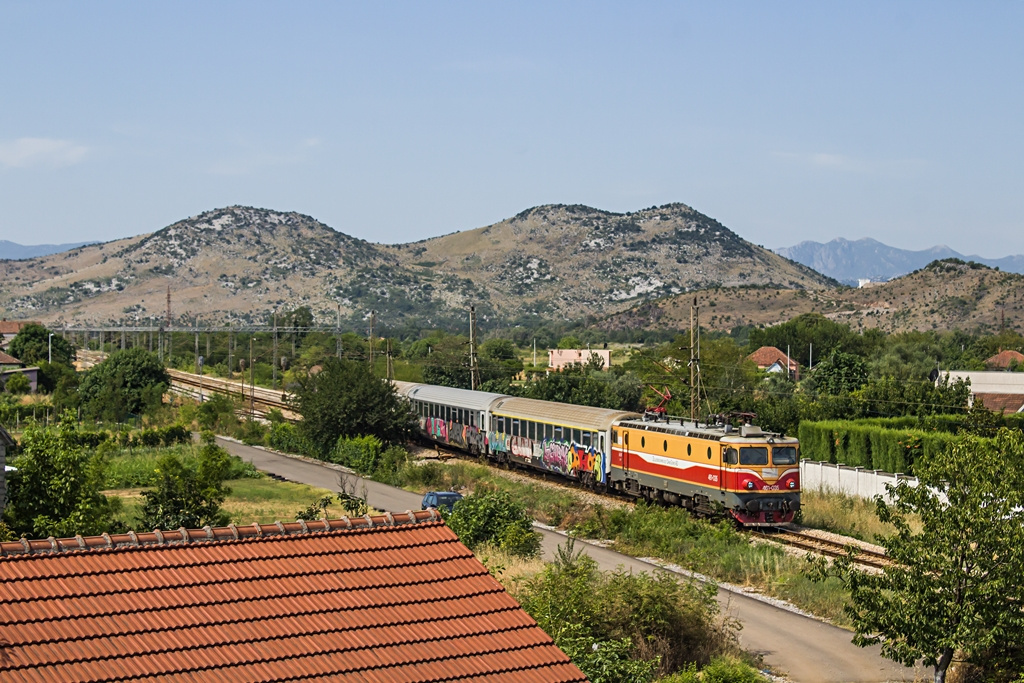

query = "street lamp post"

[{"left": 48, "top": 333, "right": 54, "bottom": 364}]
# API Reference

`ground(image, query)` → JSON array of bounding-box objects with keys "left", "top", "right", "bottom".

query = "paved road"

[{"left": 219, "top": 438, "right": 923, "bottom": 683}]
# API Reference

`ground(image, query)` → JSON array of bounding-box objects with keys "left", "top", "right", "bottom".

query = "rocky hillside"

[
  {"left": 387, "top": 204, "right": 831, "bottom": 319},
  {"left": 601, "top": 259, "right": 1024, "bottom": 335},
  {"left": 0, "top": 203, "right": 832, "bottom": 328}
]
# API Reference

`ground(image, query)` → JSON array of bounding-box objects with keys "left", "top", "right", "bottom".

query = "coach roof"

[
  {"left": 406, "top": 384, "right": 510, "bottom": 412},
  {"left": 491, "top": 396, "right": 641, "bottom": 431}
]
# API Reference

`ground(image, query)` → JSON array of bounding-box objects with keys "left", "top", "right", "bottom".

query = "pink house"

[{"left": 548, "top": 348, "right": 611, "bottom": 371}]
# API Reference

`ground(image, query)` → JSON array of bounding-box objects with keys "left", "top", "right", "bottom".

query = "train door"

[{"left": 622, "top": 429, "right": 631, "bottom": 477}]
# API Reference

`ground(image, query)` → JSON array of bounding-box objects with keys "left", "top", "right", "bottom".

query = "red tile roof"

[
  {"left": 0, "top": 320, "right": 37, "bottom": 335},
  {"left": 747, "top": 346, "right": 798, "bottom": 372},
  {"left": 0, "top": 512, "right": 586, "bottom": 682},
  {"left": 976, "top": 393, "right": 1024, "bottom": 414},
  {"left": 0, "top": 350, "right": 22, "bottom": 365},
  {"left": 985, "top": 349, "right": 1024, "bottom": 370}
]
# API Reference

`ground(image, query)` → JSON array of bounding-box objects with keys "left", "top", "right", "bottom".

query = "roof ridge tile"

[{"left": 0, "top": 512, "right": 442, "bottom": 558}]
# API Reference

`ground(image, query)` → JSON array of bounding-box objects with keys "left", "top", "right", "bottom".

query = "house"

[
  {"left": 548, "top": 348, "right": 611, "bottom": 371},
  {"left": 0, "top": 511, "right": 587, "bottom": 682},
  {"left": 0, "top": 350, "right": 38, "bottom": 393},
  {"left": 944, "top": 371, "right": 1024, "bottom": 414},
  {"left": 0, "top": 320, "right": 39, "bottom": 348},
  {"left": 747, "top": 346, "right": 800, "bottom": 381},
  {"left": 985, "top": 349, "right": 1024, "bottom": 371}
]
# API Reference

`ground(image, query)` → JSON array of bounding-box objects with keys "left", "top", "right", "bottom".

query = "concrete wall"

[{"left": 800, "top": 460, "right": 920, "bottom": 503}]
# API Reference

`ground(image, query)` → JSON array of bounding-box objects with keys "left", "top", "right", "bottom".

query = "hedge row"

[
  {"left": 852, "top": 413, "right": 1024, "bottom": 435},
  {"left": 798, "top": 420, "right": 970, "bottom": 475}
]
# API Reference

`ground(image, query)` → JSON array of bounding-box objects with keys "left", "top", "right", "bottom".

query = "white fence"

[{"left": 800, "top": 460, "right": 919, "bottom": 503}]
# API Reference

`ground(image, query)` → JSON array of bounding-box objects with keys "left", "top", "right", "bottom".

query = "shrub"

[
  {"left": 445, "top": 488, "right": 540, "bottom": 557},
  {"left": 4, "top": 373, "right": 30, "bottom": 394},
  {"left": 268, "top": 422, "right": 311, "bottom": 455}
]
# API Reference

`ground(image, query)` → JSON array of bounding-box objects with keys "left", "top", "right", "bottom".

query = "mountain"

[
  {"left": 600, "top": 259, "right": 1024, "bottom": 335},
  {"left": 0, "top": 239, "right": 97, "bottom": 261},
  {"left": 0, "top": 203, "right": 833, "bottom": 328},
  {"left": 775, "top": 237, "right": 1024, "bottom": 286}
]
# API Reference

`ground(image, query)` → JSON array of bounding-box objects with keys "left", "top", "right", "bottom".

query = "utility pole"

[
  {"left": 336, "top": 304, "right": 342, "bottom": 359},
  {"left": 273, "top": 312, "right": 278, "bottom": 389},
  {"left": 369, "top": 311, "right": 376, "bottom": 369},
  {"left": 249, "top": 337, "right": 255, "bottom": 421},
  {"left": 227, "top": 328, "right": 233, "bottom": 380},
  {"left": 194, "top": 317, "right": 200, "bottom": 374},
  {"left": 165, "top": 284, "right": 172, "bottom": 327},
  {"left": 469, "top": 305, "right": 480, "bottom": 391},
  {"left": 689, "top": 297, "right": 698, "bottom": 422},
  {"left": 386, "top": 338, "right": 394, "bottom": 381}
]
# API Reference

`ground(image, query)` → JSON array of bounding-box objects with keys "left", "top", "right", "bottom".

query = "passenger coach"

[{"left": 486, "top": 397, "right": 640, "bottom": 487}]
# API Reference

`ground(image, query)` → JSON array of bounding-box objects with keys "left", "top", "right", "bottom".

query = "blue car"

[{"left": 422, "top": 491, "right": 464, "bottom": 514}]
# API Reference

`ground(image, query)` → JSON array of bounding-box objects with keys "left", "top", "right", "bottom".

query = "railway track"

[
  {"left": 166, "top": 369, "right": 299, "bottom": 420},
  {"left": 753, "top": 528, "right": 892, "bottom": 571}
]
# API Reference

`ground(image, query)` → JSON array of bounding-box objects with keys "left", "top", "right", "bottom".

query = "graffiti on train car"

[
  {"left": 488, "top": 430, "right": 606, "bottom": 483},
  {"left": 423, "top": 417, "right": 486, "bottom": 452},
  {"left": 543, "top": 440, "right": 605, "bottom": 483}
]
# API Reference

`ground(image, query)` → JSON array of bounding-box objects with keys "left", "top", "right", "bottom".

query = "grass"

[
  {"left": 799, "top": 488, "right": 921, "bottom": 541},
  {"left": 104, "top": 478, "right": 338, "bottom": 530}
]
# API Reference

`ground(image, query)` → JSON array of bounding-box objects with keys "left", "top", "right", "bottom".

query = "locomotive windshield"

[
  {"left": 739, "top": 447, "right": 769, "bottom": 466},
  {"left": 772, "top": 447, "right": 797, "bottom": 465}
]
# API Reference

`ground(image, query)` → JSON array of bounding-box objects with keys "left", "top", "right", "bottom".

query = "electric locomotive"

[{"left": 610, "top": 416, "right": 800, "bottom": 526}]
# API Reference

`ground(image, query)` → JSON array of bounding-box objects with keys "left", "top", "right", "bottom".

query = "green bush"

[
  {"left": 445, "top": 488, "right": 540, "bottom": 557},
  {"left": 4, "top": 373, "right": 31, "bottom": 394},
  {"left": 515, "top": 539, "right": 736, "bottom": 680},
  {"left": 268, "top": 422, "right": 311, "bottom": 455}
]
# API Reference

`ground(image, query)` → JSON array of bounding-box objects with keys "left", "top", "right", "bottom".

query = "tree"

[
  {"left": 4, "top": 372, "right": 30, "bottom": 394},
  {"left": 8, "top": 323, "right": 75, "bottom": 366},
  {"left": 811, "top": 349, "right": 868, "bottom": 395},
  {"left": 445, "top": 489, "right": 540, "bottom": 557},
  {"left": 292, "top": 356, "right": 414, "bottom": 458},
  {"left": 78, "top": 348, "right": 169, "bottom": 421},
  {"left": 3, "top": 413, "right": 121, "bottom": 538},
  {"left": 138, "top": 433, "right": 232, "bottom": 530},
  {"left": 816, "top": 428, "right": 1024, "bottom": 683}
]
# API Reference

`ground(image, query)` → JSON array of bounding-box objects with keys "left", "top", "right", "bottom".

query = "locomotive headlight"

[
  {"left": 788, "top": 480, "right": 796, "bottom": 489},
  {"left": 745, "top": 481, "right": 755, "bottom": 490}
]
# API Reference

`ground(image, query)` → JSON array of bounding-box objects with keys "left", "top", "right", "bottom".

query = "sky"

[{"left": 1, "top": 2, "right": 1022, "bottom": 254}]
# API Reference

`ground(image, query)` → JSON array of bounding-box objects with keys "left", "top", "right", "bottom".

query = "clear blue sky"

[{"left": 1, "top": 2, "right": 1022, "bottom": 254}]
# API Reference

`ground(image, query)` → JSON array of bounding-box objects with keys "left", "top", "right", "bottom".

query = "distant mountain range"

[
  {"left": 0, "top": 239, "right": 97, "bottom": 261},
  {"left": 775, "top": 238, "right": 1024, "bottom": 286},
  {"left": 0, "top": 204, "right": 831, "bottom": 328}
]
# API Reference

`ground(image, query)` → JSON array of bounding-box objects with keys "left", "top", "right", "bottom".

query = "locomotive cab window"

[
  {"left": 740, "top": 447, "right": 769, "bottom": 466},
  {"left": 724, "top": 448, "right": 738, "bottom": 465},
  {"left": 772, "top": 446, "right": 798, "bottom": 465}
]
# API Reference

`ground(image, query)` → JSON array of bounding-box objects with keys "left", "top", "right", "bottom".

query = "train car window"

[
  {"left": 707, "top": 446, "right": 712, "bottom": 460},
  {"left": 687, "top": 443, "right": 692, "bottom": 456},
  {"left": 739, "top": 447, "right": 769, "bottom": 466},
  {"left": 624, "top": 432, "right": 629, "bottom": 445},
  {"left": 772, "top": 447, "right": 798, "bottom": 465},
  {"left": 554, "top": 426, "right": 563, "bottom": 440},
  {"left": 640, "top": 436, "right": 646, "bottom": 448},
  {"left": 496, "top": 416, "right": 505, "bottom": 432},
  {"left": 582, "top": 431, "right": 592, "bottom": 447},
  {"left": 612, "top": 430, "right": 619, "bottom": 445},
  {"left": 529, "top": 422, "right": 537, "bottom": 440},
  {"left": 511, "top": 419, "right": 520, "bottom": 436},
  {"left": 572, "top": 429, "right": 581, "bottom": 444},
  {"left": 724, "top": 448, "right": 738, "bottom": 465},
  {"left": 663, "top": 439, "right": 668, "bottom": 452}
]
